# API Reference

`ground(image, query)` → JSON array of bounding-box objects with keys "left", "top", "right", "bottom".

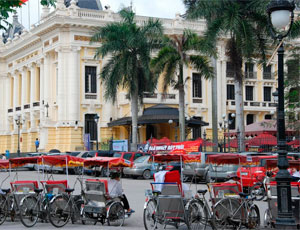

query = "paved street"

[{"left": 0, "top": 170, "right": 268, "bottom": 229}]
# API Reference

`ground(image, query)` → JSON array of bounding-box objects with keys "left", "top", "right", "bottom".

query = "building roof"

[
  {"left": 65, "top": 0, "right": 103, "bottom": 10},
  {"left": 108, "top": 104, "right": 209, "bottom": 127}
]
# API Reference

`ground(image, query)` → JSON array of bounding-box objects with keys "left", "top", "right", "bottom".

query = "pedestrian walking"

[{"left": 35, "top": 138, "right": 40, "bottom": 152}]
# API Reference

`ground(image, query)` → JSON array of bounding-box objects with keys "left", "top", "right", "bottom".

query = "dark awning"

[{"left": 108, "top": 104, "right": 209, "bottom": 127}]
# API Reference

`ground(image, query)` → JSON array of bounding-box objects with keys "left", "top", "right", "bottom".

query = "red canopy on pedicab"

[
  {"left": 9, "top": 156, "right": 41, "bottom": 168},
  {"left": 41, "top": 155, "right": 84, "bottom": 167},
  {"left": 205, "top": 154, "right": 266, "bottom": 165},
  {"left": 84, "top": 157, "right": 131, "bottom": 168},
  {"left": 0, "top": 160, "right": 9, "bottom": 169},
  {"left": 247, "top": 133, "right": 277, "bottom": 147},
  {"left": 265, "top": 158, "right": 300, "bottom": 170},
  {"left": 287, "top": 139, "right": 300, "bottom": 146}
]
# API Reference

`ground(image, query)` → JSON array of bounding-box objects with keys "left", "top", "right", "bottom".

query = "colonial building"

[{"left": 0, "top": 0, "right": 290, "bottom": 153}]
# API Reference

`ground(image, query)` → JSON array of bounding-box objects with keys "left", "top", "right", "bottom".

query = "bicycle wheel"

[
  {"left": 247, "top": 205, "right": 260, "bottom": 229},
  {"left": 213, "top": 197, "right": 241, "bottom": 230},
  {"left": 0, "top": 195, "right": 8, "bottom": 225},
  {"left": 19, "top": 195, "right": 39, "bottom": 227},
  {"left": 187, "top": 199, "right": 209, "bottom": 230},
  {"left": 107, "top": 202, "right": 125, "bottom": 227},
  {"left": 143, "top": 199, "right": 157, "bottom": 230},
  {"left": 250, "top": 182, "right": 265, "bottom": 201},
  {"left": 263, "top": 208, "right": 272, "bottom": 228},
  {"left": 48, "top": 195, "right": 71, "bottom": 228}
]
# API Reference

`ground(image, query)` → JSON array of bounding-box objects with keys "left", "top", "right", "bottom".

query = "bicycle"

[
  {"left": 47, "top": 187, "right": 83, "bottom": 228},
  {"left": 213, "top": 192, "right": 260, "bottom": 230},
  {"left": 19, "top": 188, "right": 49, "bottom": 227}
]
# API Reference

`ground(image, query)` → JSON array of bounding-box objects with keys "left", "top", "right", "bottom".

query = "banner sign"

[{"left": 148, "top": 140, "right": 202, "bottom": 153}]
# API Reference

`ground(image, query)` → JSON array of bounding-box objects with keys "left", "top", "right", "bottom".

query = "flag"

[{"left": 19, "top": 0, "right": 28, "bottom": 6}]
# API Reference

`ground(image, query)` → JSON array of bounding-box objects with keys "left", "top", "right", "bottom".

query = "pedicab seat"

[
  {"left": 1, "top": 188, "right": 10, "bottom": 194},
  {"left": 43, "top": 180, "right": 68, "bottom": 195},
  {"left": 11, "top": 180, "right": 38, "bottom": 205},
  {"left": 209, "top": 182, "right": 240, "bottom": 204},
  {"left": 83, "top": 179, "right": 109, "bottom": 213}
]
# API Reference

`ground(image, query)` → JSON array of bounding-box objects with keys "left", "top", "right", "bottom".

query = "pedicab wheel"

[
  {"left": 247, "top": 205, "right": 260, "bottom": 229},
  {"left": 48, "top": 195, "right": 71, "bottom": 228},
  {"left": 250, "top": 182, "right": 265, "bottom": 201},
  {"left": 213, "top": 197, "right": 241, "bottom": 230},
  {"left": 107, "top": 202, "right": 125, "bottom": 227},
  {"left": 187, "top": 199, "right": 209, "bottom": 230},
  {"left": 143, "top": 199, "right": 157, "bottom": 230},
  {"left": 0, "top": 195, "right": 8, "bottom": 225},
  {"left": 19, "top": 195, "right": 39, "bottom": 227},
  {"left": 264, "top": 208, "right": 272, "bottom": 228}
]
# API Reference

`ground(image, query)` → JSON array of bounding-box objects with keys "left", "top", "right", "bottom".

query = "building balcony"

[
  {"left": 8, "top": 108, "right": 13, "bottom": 113},
  {"left": 244, "top": 71, "right": 257, "bottom": 79},
  {"left": 24, "top": 104, "right": 30, "bottom": 109},
  {"left": 263, "top": 72, "right": 275, "bottom": 80},
  {"left": 85, "top": 93, "right": 97, "bottom": 100},
  {"left": 192, "top": 98, "right": 203, "bottom": 103},
  {"left": 33, "top": 102, "right": 40, "bottom": 107},
  {"left": 227, "top": 100, "right": 276, "bottom": 109},
  {"left": 143, "top": 93, "right": 158, "bottom": 99},
  {"left": 16, "top": 106, "right": 21, "bottom": 111},
  {"left": 226, "top": 70, "right": 235, "bottom": 78}
]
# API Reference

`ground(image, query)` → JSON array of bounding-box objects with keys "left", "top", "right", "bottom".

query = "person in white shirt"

[
  {"left": 108, "top": 172, "right": 134, "bottom": 214},
  {"left": 1, "top": 154, "right": 6, "bottom": 160}
]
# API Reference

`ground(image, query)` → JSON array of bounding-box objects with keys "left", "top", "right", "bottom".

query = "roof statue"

[{"left": 2, "top": 13, "right": 25, "bottom": 43}]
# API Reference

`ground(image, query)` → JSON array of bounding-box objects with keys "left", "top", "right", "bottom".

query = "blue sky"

[{"left": 12, "top": 0, "right": 186, "bottom": 30}]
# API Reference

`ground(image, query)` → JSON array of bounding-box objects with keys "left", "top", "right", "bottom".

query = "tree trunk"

[
  {"left": 211, "top": 57, "right": 218, "bottom": 151},
  {"left": 178, "top": 64, "right": 185, "bottom": 142},
  {"left": 235, "top": 80, "right": 245, "bottom": 151},
  {"left": 131, "top": 89, "right": 138, "bottom": 151}
]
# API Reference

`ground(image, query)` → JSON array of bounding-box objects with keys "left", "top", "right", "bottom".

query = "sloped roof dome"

[{"left": 65, "top": 0, "right": 103, "bottom": 10}]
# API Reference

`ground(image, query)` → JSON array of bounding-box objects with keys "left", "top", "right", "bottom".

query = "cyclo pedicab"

[
  {"left": 263, "top": 158, "right": 300, "bottom": 228},
  {"left": 187, "top": 153, "right": 261, "bottom": 230},
  {"left": 143, "top": 151, "right": 198, "bottom": 230},
  {"left": 0, "top": 156, "right": 45, "bottom": 226},
  {"left": 10, "top": 155, "right": 85, "bottom": 227},
  {"left": 81, "top": 156, "right": 133, "bottom": 227}
]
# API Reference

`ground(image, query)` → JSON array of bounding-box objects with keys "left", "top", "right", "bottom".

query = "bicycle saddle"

[
  {"left": 2, "top": 188, "right": 10, "bottom": 194},
  {"left": 34, "top": 189, "right": 43, "bottom": 194},
  {"left": 239, "top": 192, "right": 249, "bottom": 198},
  {"left": 197, "top": 189, "right": 207, "bottom": 195},
  {"left": 65, "top": 188, "right": 74, "bottom": 193},
  {"left": 152, "top": 190, "right": 161, "bottom": 195}
]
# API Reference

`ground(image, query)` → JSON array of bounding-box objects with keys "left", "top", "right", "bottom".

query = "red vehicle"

[{"left": 236, "top": 155, "right": 277, "bottom": 190}]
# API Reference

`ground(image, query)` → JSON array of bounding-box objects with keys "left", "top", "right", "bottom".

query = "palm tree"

[
  {"left": 151, "top": 30, "right": 214, "bottom": 141},
  {"left": 184, "top": 0, "right": 269, "bottom": 151},
  {"left": 91, "top": 9, "right": 163, "bottom": 151}
]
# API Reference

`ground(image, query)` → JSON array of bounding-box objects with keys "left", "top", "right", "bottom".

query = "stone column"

[
  {"left": 37, "top": 60, "right": 44, "bottom": 120},
  {"left": 21, "top": 67, "right": 27, "bottom": 109},
  {"left": 43, "top": 53, "right": 50, "bottom": 113},
  {"left": 68, "top": 46, "right": 80, "bottom": 123},
  {"left": 56, "top": 47, "right": 66, "bottom": 121},
  {"left": 13, "top": 73, "right": 18, "bottom": 111},
  {"left": 29, "top": 64, "right": 36, "bottom": 129},
  {"left": 6, "top": 75, "right": 12, "bottom": 131}
]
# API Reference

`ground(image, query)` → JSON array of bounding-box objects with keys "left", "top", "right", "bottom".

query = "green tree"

[
  {"left": 91, "top": 9, "right": 163, "bottom": 150},
  {"left": 151, "top": 30, "right": 214, "bottom": 141},
  {"left": 285, "top": 47, "right": 300, "bottom": 135},
  {"left": 184, "top": 0, "right": 269, "bottom": 150}
]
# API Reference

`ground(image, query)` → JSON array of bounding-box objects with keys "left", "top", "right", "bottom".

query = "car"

[
  {"left": 183, "top": 152, "right": 221, "bottom": 183},
  {"left": 123, "top": 155, "right": 158, "bottom": 179},
  {"left": 98, "top": 152, "right": 150, "bottom": 177}
]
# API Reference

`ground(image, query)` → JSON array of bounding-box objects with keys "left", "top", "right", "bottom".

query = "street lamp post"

[
  {"left": 14, "top": 114, "right": 25, "bottom": 157},
  {"left": 168, "top": 119, "right": 178, "bottom": 142},
  {"left": 94, "top": 114, "right": 99, "bottom": 151},
  {"left": 267, "top": 0, "right": 296, "bottom": 228},
  {"left": 219, "top": 113, "right": 235, "bottom": 153}
]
